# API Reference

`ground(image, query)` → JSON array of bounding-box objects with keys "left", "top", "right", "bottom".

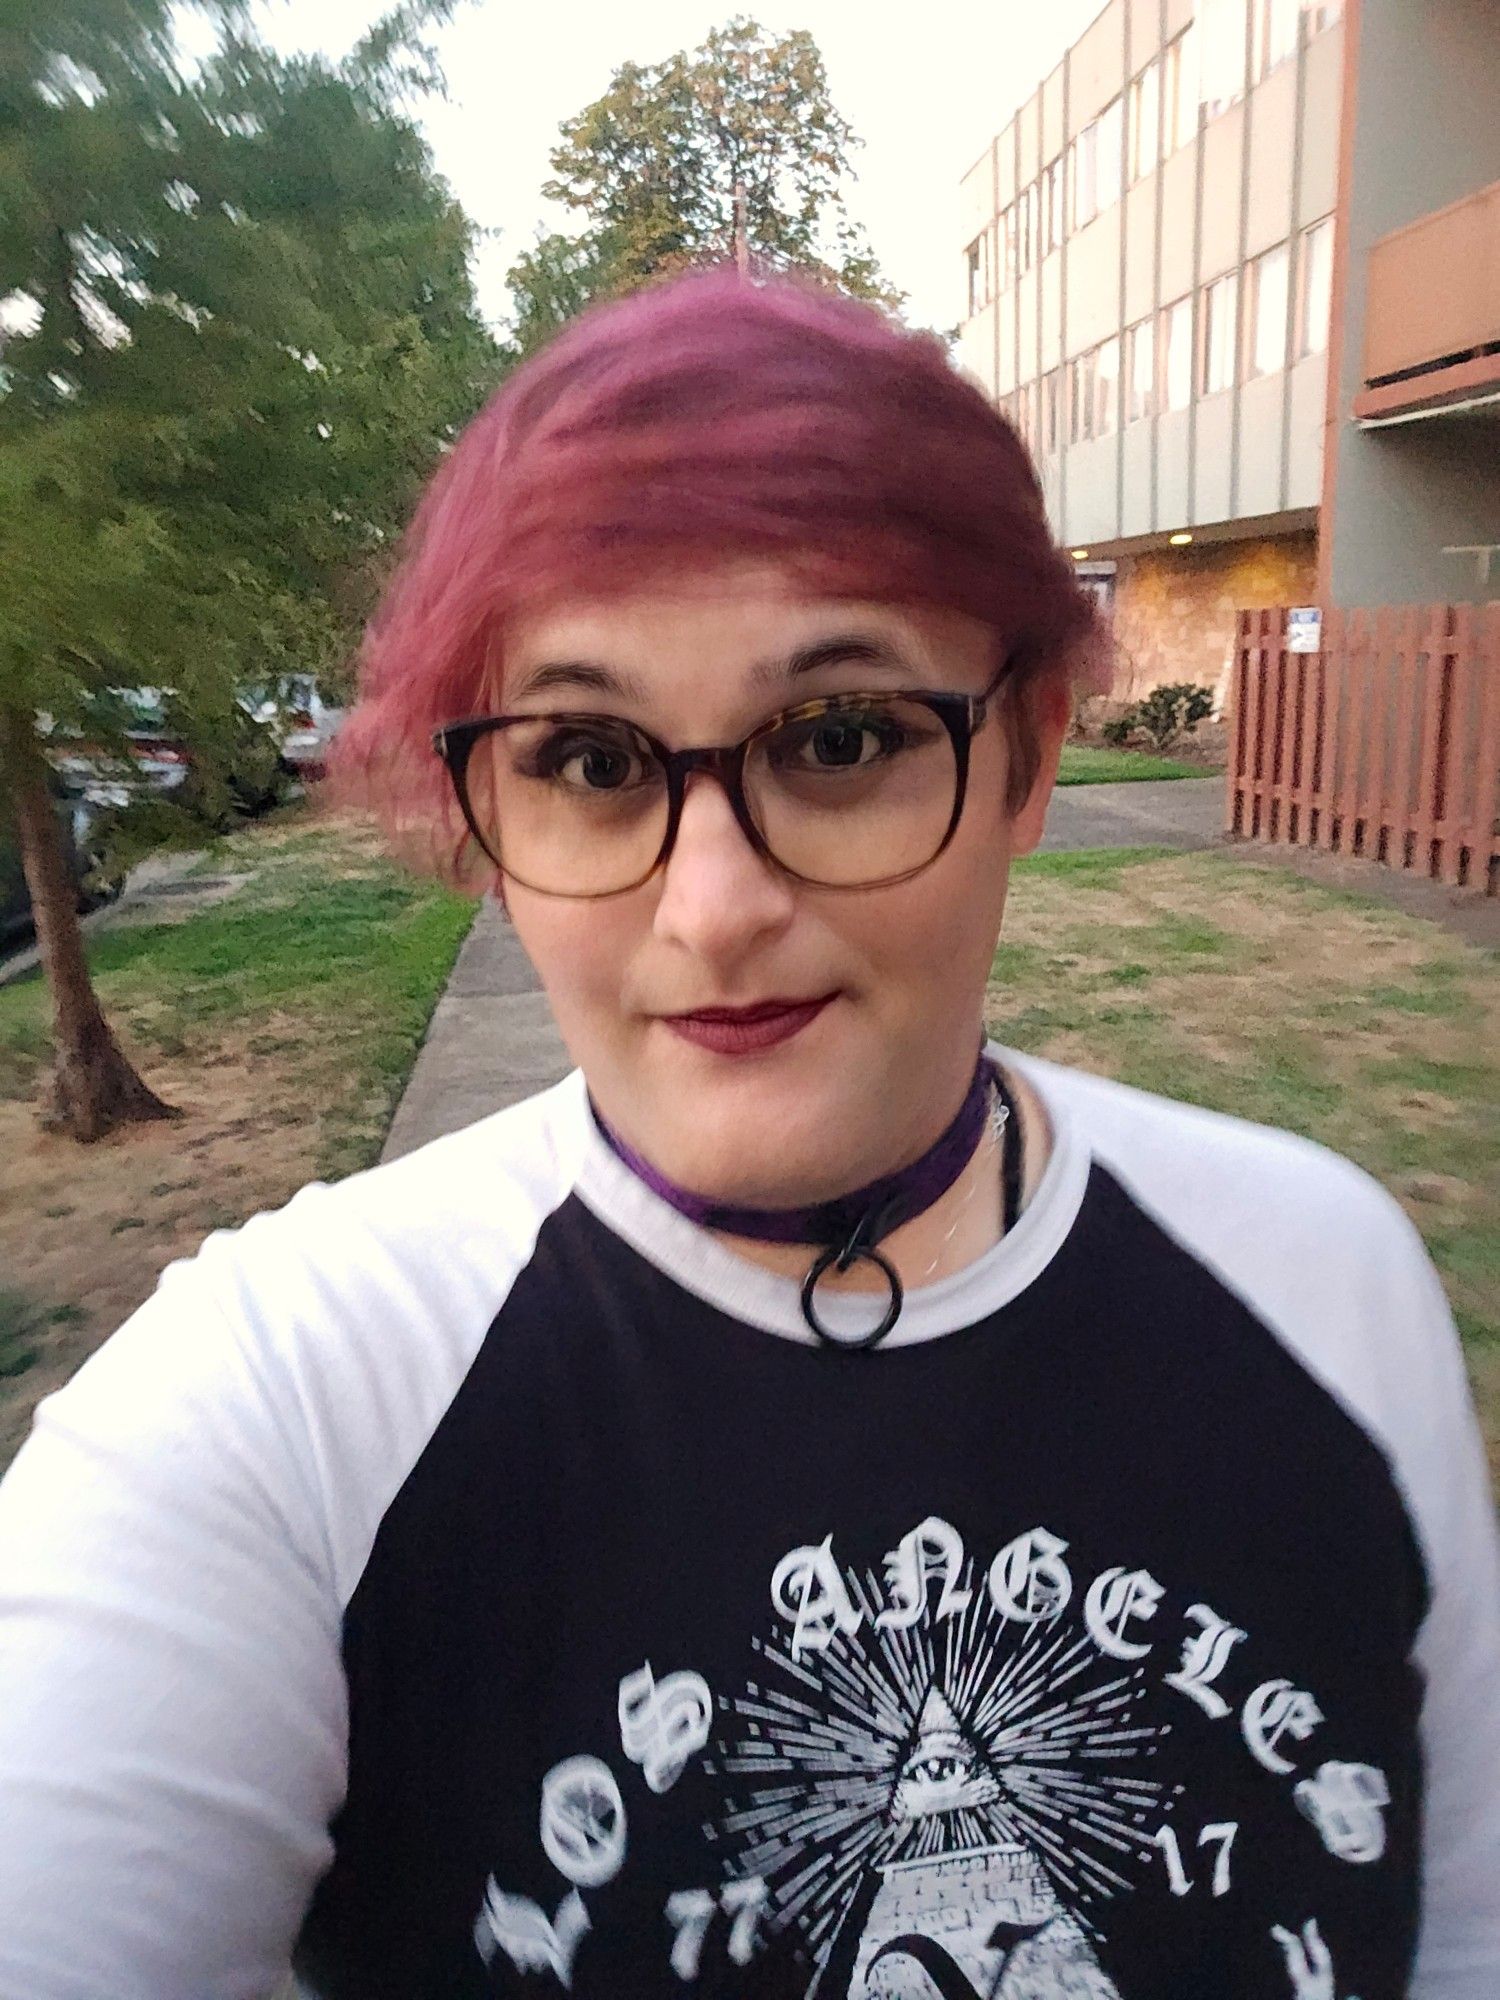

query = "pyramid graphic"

[{"left": 830, "top": 1684, "right": 1124, "bottom": 2000}]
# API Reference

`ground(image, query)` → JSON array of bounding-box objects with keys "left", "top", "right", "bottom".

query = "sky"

[{"left": 189, "top": 0, "right": 1104, "bottom": 335}]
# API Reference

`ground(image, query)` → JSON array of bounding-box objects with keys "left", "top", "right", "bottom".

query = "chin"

[{"left": 633, "top": 1071, "right": 867, "bottom": 1208}]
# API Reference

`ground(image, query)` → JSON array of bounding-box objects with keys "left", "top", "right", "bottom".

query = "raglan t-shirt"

[{"left": 0, "top": 1050, "right": 1498, "bottom": 2000}]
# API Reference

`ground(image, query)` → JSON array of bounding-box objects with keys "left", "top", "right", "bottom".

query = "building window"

[
  {"left": 1043, "top": 367, "right": 1061, "bottom": 453},
  {"left": 1126, "top": 316, "right": 1156, "bottom": 423},
  {"left": 1200, "top": 271, "right": 1238, "bottom": 394},
  {"left": 1246, "top": 240, "right": 1289, "bottom": 377},
  {"left": 1164, "top": 26, "right": 1199, "bottom": 153},
  {"left": 1095, "top": 335, "right": 1121, "bottom": 437},
  {"left": 1070, "top": 349, "right": 1097, "bottom": 443},
  {"left": 1128, "top": 61, "right": 1160, "bottom": 183},
  {"left": 1000, "top": 204, "right": 1017, "bottom": 290},
  {"left": 1297, "top": 216, "right": 1334, "bottom": 355},
  {"left": 1070, "top": 126, "right": 1095, "bottom": 233},
  {"left": 1095, "top": 97, "right": 1123, "bottom": 215},
  {"left": 965, "top": 233, "right": 990, "bottom": 315},
  {"left": 1018, "top": 181, "right": 1037, "bottom": 273},
  {"left": 1161, "top": 294, "right": 1193, "bottom": 410},
  {"left": 1253, "top": 0, "right": 1300, "bottom": 77},
  {"left": 1201, "top": 0, "right": 1249, "bottom": 119},
  {"left": 1042, "top": 156, "right": 1064, "bottom": 256}
]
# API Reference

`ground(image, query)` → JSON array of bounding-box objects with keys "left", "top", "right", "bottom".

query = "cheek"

[{"left": 506, "top": 895, "right": 639, "bottom": 1041}]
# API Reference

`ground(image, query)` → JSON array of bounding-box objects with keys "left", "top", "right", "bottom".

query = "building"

[
  {"left": 959, "top": 0, "right": 1500, "bottom": 704},
  {"left": 1321, "top": 0, "right": 1500, "bottom": 609}
]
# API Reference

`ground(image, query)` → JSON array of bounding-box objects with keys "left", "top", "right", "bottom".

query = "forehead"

[{"left": 500, "top": 567, "right": 995, "bottom": 717}]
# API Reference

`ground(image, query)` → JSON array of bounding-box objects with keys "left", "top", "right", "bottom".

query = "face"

[{"left": 495, "top": 569, "right": 1066, "bottom": 1204}]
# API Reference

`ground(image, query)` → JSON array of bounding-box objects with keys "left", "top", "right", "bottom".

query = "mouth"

[{"left": 659, "top": 993, "right": 839, "bottom": 1056}]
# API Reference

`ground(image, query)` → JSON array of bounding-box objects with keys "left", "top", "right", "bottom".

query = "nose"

[{"left": 651, "top": 772, "right": 797, "bottom": 966}]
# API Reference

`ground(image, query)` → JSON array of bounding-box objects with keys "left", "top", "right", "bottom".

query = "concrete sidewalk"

[{"left": 381, "top": 901, "right": 570, "bottom": 1160}]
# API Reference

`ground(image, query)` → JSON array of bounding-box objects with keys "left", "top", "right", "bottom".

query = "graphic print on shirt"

[
  {"left": 472, "top": 1512, "right": 1389, "bottom": 1998},
  {"left": 711, "top": 1519, "right": 1165, "bottom": 1998}
]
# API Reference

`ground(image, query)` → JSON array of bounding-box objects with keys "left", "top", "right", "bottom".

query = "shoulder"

[
  {"left": 1012, "top": 1049, "right": 1477, "bottom": 1578},
  {"left": 15, "top": 1072, "right": 591, "bottom": 1605}
]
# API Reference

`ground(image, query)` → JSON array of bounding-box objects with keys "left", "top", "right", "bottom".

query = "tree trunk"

[{"left": 1, "top": 712, "right": 178, "bottom": 1141}]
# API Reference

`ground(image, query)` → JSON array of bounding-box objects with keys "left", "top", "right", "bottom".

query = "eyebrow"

[{"left": 508, "top": 633, "right": 913, "bottom": 706}]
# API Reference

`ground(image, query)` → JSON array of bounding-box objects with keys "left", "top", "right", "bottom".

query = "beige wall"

[
  {"left": 963, "top": 2, "right": 1344, "bottom": 558},
  {"left": 1111, "top": 532, "right": 1319, "bottom": 700}
]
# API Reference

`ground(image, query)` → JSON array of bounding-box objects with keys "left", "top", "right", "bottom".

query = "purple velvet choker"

[{"left": 592, "top": 1051, "right": 1018, "bottom": 1351}]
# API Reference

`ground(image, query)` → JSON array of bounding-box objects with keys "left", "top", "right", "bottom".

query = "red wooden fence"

[{"left": 1228, "top": 604, "right": 1500, "bottom": 896}]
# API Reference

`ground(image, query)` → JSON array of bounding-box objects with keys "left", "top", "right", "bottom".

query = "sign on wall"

[{"left": 1286, "top": 606, "right": 1323, "bottom": 654}]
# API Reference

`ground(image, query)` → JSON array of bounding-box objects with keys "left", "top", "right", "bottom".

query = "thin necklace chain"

[{"left": 913, "top": 1082, "right": 1011, "bottom": 1284}]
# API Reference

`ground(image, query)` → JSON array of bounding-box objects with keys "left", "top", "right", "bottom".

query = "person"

[{"left": 0, "top": 272, "right": 1496, "bottom": 2000}]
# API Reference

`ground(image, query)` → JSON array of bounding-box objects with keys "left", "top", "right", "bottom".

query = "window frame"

[
  {"left": 1296, "top": 216, "right": 1334, "bottom": 358},
  {"left": 1094, "top": 333, "right": 1121, "bottom": 438},
  {"left": 1163, "top": 25, "right": 1200, "bottom": 154},
  {"left": 1199, "top": 270, "right": 1239, "bottom": 396},
  {"left": 1160, "top": 293, "right": 1194, "bottom": 412},
  {"left": 1125, "top": 316, "right": 1157, "bottom": 424},
  {"left": 1245, "top": 239, "right": 1290, "bottom": 380},
  {"left": 1128, "top": 60, "right": 1161, "bottom": 184}
]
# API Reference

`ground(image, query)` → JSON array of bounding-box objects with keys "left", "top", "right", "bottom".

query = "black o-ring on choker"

[{"left": 799, "top": 1199, "right": 906, "bottom": 1351}]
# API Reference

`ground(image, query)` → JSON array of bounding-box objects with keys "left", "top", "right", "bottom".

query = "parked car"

[
  {"left": 245, "top": 675, "right": 346, "bottom": 782},
  {"left": 42, "top": 686, "right": 287, "bottom": 819}
]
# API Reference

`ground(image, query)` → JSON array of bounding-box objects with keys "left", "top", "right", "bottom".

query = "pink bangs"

[{"left": 334, "top": 267, "right": 1108, "bottom": 876}]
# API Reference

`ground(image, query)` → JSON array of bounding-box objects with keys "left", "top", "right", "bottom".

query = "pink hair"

[{"left": 335, "top": 268, "right": 1109, "bottom": 876}]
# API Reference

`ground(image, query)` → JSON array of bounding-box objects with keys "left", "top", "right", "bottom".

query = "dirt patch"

[{"left": 0, "top": 1030, "right": 324, "bottom": 1462}]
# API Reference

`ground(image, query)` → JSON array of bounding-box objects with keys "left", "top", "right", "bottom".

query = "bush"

[{"left": 1100, "top": 683, "right": 1215, "bottom": 753}]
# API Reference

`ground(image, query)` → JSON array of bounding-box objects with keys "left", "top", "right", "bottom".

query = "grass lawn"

[
  {"left": 989, "top": 847, "right": 1500, "bottom": 1469},
  {"left": 0, "top": 805, "right": 474, "bottom": 1462},
  {"left": 1057, "top": 744, "right": 1219, "bottom": 785}
]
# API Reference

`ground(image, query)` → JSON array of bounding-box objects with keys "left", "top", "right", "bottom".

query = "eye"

[
  {"left": 525, "top": 725, "right": 656, "bottom": 793},
  {"left": 773, "top": 707, "right": 911, "bottom": 772}
]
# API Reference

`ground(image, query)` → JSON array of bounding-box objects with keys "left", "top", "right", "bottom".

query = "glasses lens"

[
  {"left": 745, "top": 696, "right": 961, "bottom": 887},
  {"left": 463, "top": 716, "right": 668, "bottom": 895}
]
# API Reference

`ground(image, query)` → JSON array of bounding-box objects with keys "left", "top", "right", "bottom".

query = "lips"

[{"left": 661, "top": 994, "right": 837, "bottom": 1056}]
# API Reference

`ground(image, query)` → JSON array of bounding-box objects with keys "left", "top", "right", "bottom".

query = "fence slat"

[
  {"left": 1438, "top": 605, "right": 1474, "bottom": 886},
  {"left": 1229, "top": 612, "right": 1251, "bottom": 836},
  {"left": 1412, "top": 605, "right": 1454, "bottom": 881},
  {"left": 1337, "top": 609, "right": 1369, "bottom": 854},
  {"left": 1470, "top": 604, "right": 1500, "bottom": 897},
  {"left": 1272, "top": 613, "right": 1297, "bottom": 842},
  {"left": 1387, "top": 607, "right": 1421, "bottom": 873},
  {"left": 1362, "top": 608, "right": 1394, "bottom": 864}
]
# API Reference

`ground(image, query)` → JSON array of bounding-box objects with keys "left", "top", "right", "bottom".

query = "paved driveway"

[{"left": 1038, "top": 776, "right": 1225, "bottom": 852}]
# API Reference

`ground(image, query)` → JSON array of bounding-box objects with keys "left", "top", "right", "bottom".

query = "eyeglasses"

[{"left": 432, "top": 662, "right": 1011, "bottom": 899}]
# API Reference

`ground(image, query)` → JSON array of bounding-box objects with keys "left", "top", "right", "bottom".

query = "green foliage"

[
  {"left": 511, "top": 14, "right": 901, "bottom": 344},
  {"left": 1101, "top": 684, "right": 1216, "bottom": 752},
  {"left": 0, "top": 0, "right": 499, "bottom": 744}
]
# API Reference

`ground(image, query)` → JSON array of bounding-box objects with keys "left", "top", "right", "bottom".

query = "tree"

[
  {"left": 509, "top": 15, "right": 902, "bottom": 339},
  {"left": 503, "top": 227, "right": 627, "bottom": 361},
  {"left": 0, "top": 0, "right": 498, "bottom": 1140}
]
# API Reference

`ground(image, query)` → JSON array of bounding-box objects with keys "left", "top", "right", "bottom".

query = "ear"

[{"left": 1009, "top": 678, "right": 1071, "bottom": 858}]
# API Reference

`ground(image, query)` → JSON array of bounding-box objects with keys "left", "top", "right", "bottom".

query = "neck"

[{"left": 714, "top": 1062, "right": 1051, "bottom": 1293}]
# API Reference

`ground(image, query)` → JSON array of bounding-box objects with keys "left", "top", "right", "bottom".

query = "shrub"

[{"left": 1100, "top": 682, "right": 1215, "bottom": 753}]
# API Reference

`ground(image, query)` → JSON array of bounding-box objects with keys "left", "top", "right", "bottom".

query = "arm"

[
  {"left": 1406, "top": 1249, "right": 1500, "bottom": 1998},
  {"left": 0, "top": 1252, "right": 345, "bottom": 2000}
]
